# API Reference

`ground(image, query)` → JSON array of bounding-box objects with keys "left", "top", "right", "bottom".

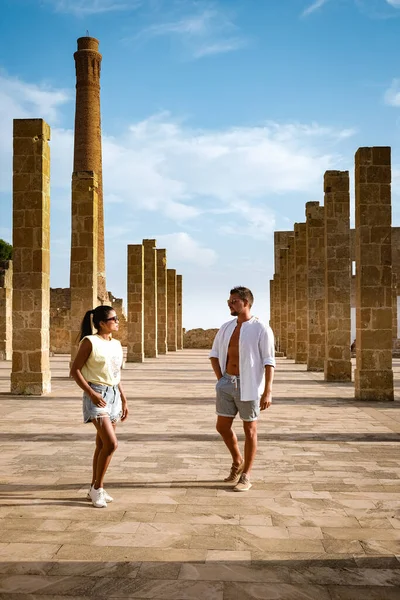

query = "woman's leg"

[
  {"left": 91, "top": 417, "right": 118, "bottom": 489},
  {"left": 91, "top": 423, "right": 117, "bottom": 487},
  {"left": 91, "top": 431, "right": 103, "bottom": 487}
]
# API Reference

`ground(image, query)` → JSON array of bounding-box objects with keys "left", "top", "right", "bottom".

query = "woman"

[{"left": 70, "top": 305, "right": 128, "bottom": 508}]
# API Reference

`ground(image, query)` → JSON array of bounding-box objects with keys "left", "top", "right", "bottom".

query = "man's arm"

[
  {"left": 260, "top": 365, "right": 274, "bottom": 410},
  {"left": 210, "top": 357, "right": 223, "bottom": 381},
  {"left": 209, "top": 327, "right": 223, "bottom": 381}
]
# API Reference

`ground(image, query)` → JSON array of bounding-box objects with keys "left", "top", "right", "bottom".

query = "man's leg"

[
  {"left": 242, "top": 420, "right": 257, "bottom": 477},
  {"left": 216, "top": 416, "right": 242, "bottom": 466}
]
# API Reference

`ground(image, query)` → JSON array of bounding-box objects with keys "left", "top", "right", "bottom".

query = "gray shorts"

[
  {"left": 83, "top": 382, "right": 122, "bottom": 424},
  {"left": 216, "top": 373, "right": 260, "bottom": 422}
]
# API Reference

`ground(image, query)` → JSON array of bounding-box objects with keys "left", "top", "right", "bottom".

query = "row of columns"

[
  {"left": 127, "top": 241, "right": 183, "bottom": 363},
  {"left": 6, "top": 118, "right": 184, "bottom": 394},
  {"left": 271, "top": 148, "right": 395, "bottom": 401}
]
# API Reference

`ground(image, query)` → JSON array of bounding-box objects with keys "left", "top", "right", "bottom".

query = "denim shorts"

[
  {"left": 216, "top": 373, "right": 260, "bottom": 422},
  {"left": 83, "top": 382, "right": 122, "bottom": 424}
]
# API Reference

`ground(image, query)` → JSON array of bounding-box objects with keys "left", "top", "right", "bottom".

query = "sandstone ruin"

[
  {"left": 271, "top": 156, "right": 399, "bottom": 401},
  {"left": 1, "top": 36, "right": 398, "bottom": 403}
]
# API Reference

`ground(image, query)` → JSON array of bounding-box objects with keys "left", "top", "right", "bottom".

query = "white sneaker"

[
  {"left": 87, "top": 485, "right": 113, "bottom": 503},
  {"left": 89, "top": 486, "right": 107, "bottom": 508}
]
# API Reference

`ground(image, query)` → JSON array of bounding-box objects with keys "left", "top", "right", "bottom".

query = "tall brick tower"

[{"left": 72, "top": 36, "right": 107, "bottom": 302}]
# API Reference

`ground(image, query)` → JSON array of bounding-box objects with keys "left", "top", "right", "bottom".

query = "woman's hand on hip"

[{"left": 90, "top": 391, "right": 107, "bottom": 407}]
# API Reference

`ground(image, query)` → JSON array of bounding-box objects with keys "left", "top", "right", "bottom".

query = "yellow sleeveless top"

[{"left": 81, "top": 335, "right": 123, "bottom": 386}]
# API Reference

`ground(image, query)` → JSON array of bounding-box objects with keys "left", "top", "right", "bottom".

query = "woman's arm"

[
  {"left": 118, "top": 382, "right": 129, "bottom": 421},
  {"left": 70, "top": 339, "right": 106, "bottom": 407}
]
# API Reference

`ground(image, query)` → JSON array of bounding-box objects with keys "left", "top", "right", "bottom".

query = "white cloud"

[
  {"left": 355, "top": 0, "right": 400, "bottom": 18},
  {"left": 156, "top": 232, "right": 217, "bottom": 267},
  {"left": 47, "top": 0, "right": 136, "bottom": 16},
  {"left": 132, "top": 6, "right": 247, "bottom": 59},
  {"left": 302, "top": 0, "right": 330, "bottom": 17},
  {"left": 97, "top": 113, "right": 352, "bottom": 236},
  {"left": 193, "top": 38, "right": 246, "bottom": 58},
  {"left": 384, "top": 79, "right": 400, "bottom": 106},
  {"left": 0, "top": 71, "right": 70, "bottom": 125},
  {"left": 0, "top": 71, "right": 354, "bottom": 242},
  {"left": 218, "top": 202, "right": 276, "bottom": 240},
  {"left": 0, "top": 72, "right": 71, "bottom": 194}
]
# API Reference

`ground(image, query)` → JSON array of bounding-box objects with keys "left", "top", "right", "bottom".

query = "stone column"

[
  {"left": 324, "top": 170, "right": 352, "bottom": 382},
  {"left": 294, "top": 223, "right": 308, "bottom": 364},
  {"left": 273, "top": 274, "right": 281, "bottom": 351},
  {"left": 306, "top": 202, "right": 325, "bottom": 372},
  {"left": 274, "top": 231, "right": 293, "bottom": 273},
  {"left": 11, "top": 119, "right": 51, "bottom": 395},
  {"left": 274, "top": 231, "right": 292, "bottom": 351},
  {"left": 70, "top": 171, "right": 98, "bottom": 362},
  {"left": 127, "top": 244, "right": 144, "bottom": 362},
  {"left": 157, "top": 249, "right": 167, "bottom": 355},
  {"left": 177, "top": 274, "right": 183, "bottom": 350},
  {"left": 393, "top": 274, "right": 398, "bottom": 341},
  {"left": 279, "top": 248, "right": 288, "bottom": 356},
  {"left": 269, "top": 279, "right": 274, "bottom": 330},
  {"left": 167, "top": 269, "right": 177, "bottom": 352},
  {"left": 143, "top": 239, "right": 157, "bottom": 358},
  {"left": 354, "top": 147, "right": 393, "bottom": 401},
  {"left": 0, "top": 260, "right": 13, "bottom": 360},
  {"left": 73, "top": 37, "right": 107, "bottom": 302},
  {"left": 287, "top": 237, "right": 296, "bottom": 359}
]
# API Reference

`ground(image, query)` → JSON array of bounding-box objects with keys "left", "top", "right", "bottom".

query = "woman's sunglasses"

[{"left": 105, "top": 316, "right": 119, "bottom": 323}]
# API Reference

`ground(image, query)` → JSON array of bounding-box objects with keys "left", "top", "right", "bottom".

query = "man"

[{"left": 209, "top": 286, "right": 275, "bottom": 492}]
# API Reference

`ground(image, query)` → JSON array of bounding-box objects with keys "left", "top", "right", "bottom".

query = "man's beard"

[{"left": 230, "top": 310, "right": 239, "bottom": 317}]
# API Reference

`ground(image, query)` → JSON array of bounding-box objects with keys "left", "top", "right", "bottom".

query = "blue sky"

[{"left": 1, "top": 0, "right": 400, "bottom": 330}]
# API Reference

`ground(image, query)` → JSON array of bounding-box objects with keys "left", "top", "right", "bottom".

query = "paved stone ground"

[{"left": 0, "top": 349, "right": 400, "bottom": 599}]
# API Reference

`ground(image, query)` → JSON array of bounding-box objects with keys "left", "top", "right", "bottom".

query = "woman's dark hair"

[{"left": 79, "top": 305, "right": 114, "bottom": 341}]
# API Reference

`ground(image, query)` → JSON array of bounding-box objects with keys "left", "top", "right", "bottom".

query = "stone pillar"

[
  {"left": 0, "top": 260, "right": 13, "bottom": 360},
  {"left": 11, "top": 119, "right": 51, "bottom": 395},
  {"left": 274, "top": 231, "right": 292, "bottom": 351},
  {"left": 393, "top": 274, "right": 398, "bottom": 341},
  {"left": 274, "top": 231, "right": 293, "bottom": 273},
  {"left": 167, "top": 269, "right": 177, "bottom": 352},
  {"left": 324, "top": 170, "right": 352, "bottom": 382},
  {"left": 127, "top": 244, "right": 144, "bottom": 362},
  {"left": 273, "top": 274, "right": 281, "bottom": 351},
  {"left": 70, "top": 171, "right": 98, "bottom": 362},
  {"left": 279, "top": 248, "right": 288, "bottom": 355},
  {"left": 294, "top": 223, "right": 308, "bottom": 364},
  {"left": 143, "top": 239, "right": 157, "bottom": 358},
  {"left": 269, "top": 279, "right": 274, "bottom": 330},
  {"left": 157, "top": 249, "right": 167, "bottom": 355},
  {"left": 306, "top": 202, "right": 325, "bottom": 372},
  {"left": 287, "top": 237, "right": 296, "bottom": 359},
  {"left": 354, "top": 147, "right": 393, "bottom": 401},
  {"left": 110, "top": 297, "right": 127, "bottom": 346},
  {"left": 73, "top": 37, "right": 107, "bottom": 302},
  {"left": 177, "top": 274, "right": 183, "bottom": 350}
]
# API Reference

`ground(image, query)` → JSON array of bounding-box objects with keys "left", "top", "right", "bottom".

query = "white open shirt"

[{"left": 209, "top": 316, "right": 276, "bottom": 401}]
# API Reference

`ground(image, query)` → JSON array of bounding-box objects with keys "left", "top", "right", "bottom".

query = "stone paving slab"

[{"left": 0, "top": 350, "right": 400, "bottom": 599}]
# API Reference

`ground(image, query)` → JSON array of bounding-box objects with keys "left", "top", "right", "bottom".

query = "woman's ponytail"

[
  {"left": 79, "top": 309, "right": 94, "bottom": 341},
  {"left": 78, "top": 305, "right": 114, "bottom": 341}
]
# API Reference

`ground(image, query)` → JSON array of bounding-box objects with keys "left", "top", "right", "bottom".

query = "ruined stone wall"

[
  {"left": 183, "top": 328, "right": 218, "bottom": 349},
  {"left": 50, "top": 288, "right": 71, "bottom": 354},
  {"left": 49, "top": 288, "right": 127, "bottom": 353},
  {"left": 110, "top": 296, "right": 127, "bottom": 346},
  {"left": 0, "top": 260, "right": 13, "bottom": 360}
]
